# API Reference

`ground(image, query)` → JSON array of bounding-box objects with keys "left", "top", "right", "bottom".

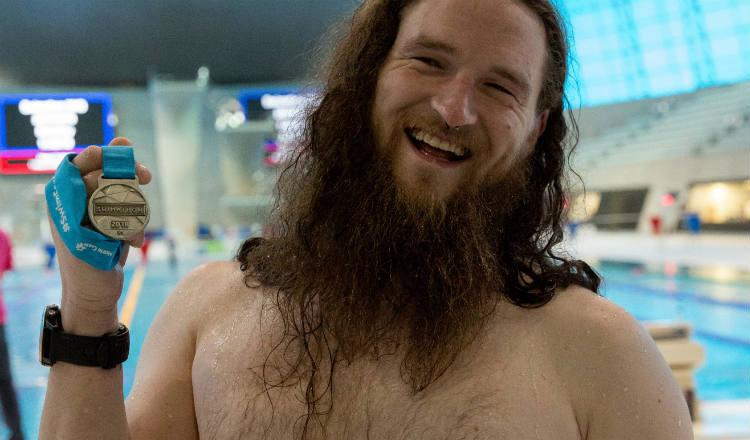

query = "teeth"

[{"left": 411, "top": 128, "right": 468, "bottom": 157}]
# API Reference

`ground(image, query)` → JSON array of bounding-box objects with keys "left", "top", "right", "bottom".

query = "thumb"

[{"left": 118, "top": 244, "right": 130, "bottom": 268}]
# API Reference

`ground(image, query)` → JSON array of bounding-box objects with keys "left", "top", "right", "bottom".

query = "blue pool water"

[
  {"left": 1, "top": 255, "right": 748, "bottom": 437},
  {"left": 594, "top": 261, "right": 750, "bottom": 401}
]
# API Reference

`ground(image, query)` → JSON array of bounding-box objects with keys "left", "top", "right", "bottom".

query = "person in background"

[
  {"left": 0, "top": 228, "right": 23, "bottom": 440},
  {"left": 43, "top": 242, "right": 56, "bottom": 273},
  {"left": 166, "top": 235, "right": 177, "bottom": 271}
]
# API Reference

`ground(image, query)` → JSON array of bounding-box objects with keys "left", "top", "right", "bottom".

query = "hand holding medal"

[
  {"left": 46, "top": 138, "right": 151, "bottom": 269},
  {"left": 44, "top": 138, "right": 152, "bottom": 331}
]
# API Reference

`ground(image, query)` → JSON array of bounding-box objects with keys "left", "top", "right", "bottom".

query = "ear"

[{"left": 532, "top": 109, "right": 549, "bottom": 141}]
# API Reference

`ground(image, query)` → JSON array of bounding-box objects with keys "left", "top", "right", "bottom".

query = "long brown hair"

[{"left": 237, "top": 0, "right": 600, "bottom": 436}]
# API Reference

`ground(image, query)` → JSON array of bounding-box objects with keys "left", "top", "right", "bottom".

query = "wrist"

[{"left": 60, "top": 299, "right": 119, "bottom": 336}]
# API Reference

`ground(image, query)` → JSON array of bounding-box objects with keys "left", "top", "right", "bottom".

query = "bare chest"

[{"left": 191, "top": 317, "right": 582, "bottom": 440}]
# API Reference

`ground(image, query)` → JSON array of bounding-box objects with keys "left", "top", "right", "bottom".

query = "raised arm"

[
  {"left": 38, "top": 139, "right": 151, "bottom": 439},
  {"left": 39, "top": 268, "right": 201, "bottom": 440}
]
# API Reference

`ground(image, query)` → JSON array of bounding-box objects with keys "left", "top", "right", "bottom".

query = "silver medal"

[{"left": 88, "top": 175, "right": 150, "bottom": 240}]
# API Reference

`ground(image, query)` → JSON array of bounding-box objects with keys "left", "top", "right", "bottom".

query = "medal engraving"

[{"left": 88, "top": 176, "right": 150, "bottom": 240}]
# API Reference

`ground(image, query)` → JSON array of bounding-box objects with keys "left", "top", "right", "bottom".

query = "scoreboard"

[
  {"left": 238, "top": 87, "right": 313, "bottom": 167},
  {"left": 0, "top": 93, "right": 115, "bottom": 174}
]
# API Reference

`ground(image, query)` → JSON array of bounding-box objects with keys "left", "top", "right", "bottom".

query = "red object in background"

[
  {"left": 0, "top": 228, "right": 13, "bottom": 325},
  {"left": 139, "top": 238, "right": 152, "bottom": 263},
  {"left": 650, "top": 215, "right": 662, "bottom": 234},
  {"left": 0, "top": 148, "right": 86, "bottom": 174},
  {"left": 0, "top": 155, "right": 42, "bottom": 174},
  {"left": 664, "top": 262, "right": 679, "bottom": 277},
  {"left": 661, "top": 193, "right": 675, "bottom": 207}
]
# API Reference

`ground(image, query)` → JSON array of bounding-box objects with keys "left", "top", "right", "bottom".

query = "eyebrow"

[
  {"left": 403, "top": 36, "right": 458, "bottom": 55},
  {"left": 402, "top": 35, "right": 532, "bottom": 99}
]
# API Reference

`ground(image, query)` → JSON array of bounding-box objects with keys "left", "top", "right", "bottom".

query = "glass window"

[
  {"left": 683, "top": 180, "right": 750, "bottom": 231},
  {"left": 560, "top": 0, "right": 750, "bottom": 107}
]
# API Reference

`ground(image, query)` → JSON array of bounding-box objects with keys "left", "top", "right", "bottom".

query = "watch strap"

[
  {"left": 50, "top": 324, "right": 130, "bottom": 369},
  {"left": 102, "top": 145, "right": 136, "bottom": 179}
]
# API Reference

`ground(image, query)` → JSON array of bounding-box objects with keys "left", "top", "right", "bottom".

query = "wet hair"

[
  {"left": 236, "top": 0, "right": 600, "bottom": 436},
  {"left": 240, "top": 0, "right": 599, "bottom": 310}
]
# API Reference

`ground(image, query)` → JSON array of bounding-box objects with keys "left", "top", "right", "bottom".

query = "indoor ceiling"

[{"left": 0, "top": 0, "right": 359, "bottom": 87}]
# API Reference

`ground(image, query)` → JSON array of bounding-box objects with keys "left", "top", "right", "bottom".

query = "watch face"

[
  {"left": 88, "top": 182, "right": 150, "bottom": 240},
  {"left": 39, "top": 305, "right": 60, "bottom": 366}
]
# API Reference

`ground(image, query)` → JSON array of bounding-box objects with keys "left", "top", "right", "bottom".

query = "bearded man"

[{"left": 40, "top": 0, "right": 693, "bottom": 439}]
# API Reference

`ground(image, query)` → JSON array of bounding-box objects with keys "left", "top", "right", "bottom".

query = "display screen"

[
  {"left": 682, "top": 179, "right": 750, "bottom": 232},
  {"left": 238, "top": 87, "right": 313, "bottom": 167},
  {"left": 589, "top": 188, "right": 649, "bottom": 230},
  {"left": 239, "top": 87, "right": 300, "bottom": 122},
  {"left": 0, "top": 93, "right": 115, "bottom": 174}
]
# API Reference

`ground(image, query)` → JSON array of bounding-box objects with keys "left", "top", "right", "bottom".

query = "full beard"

[{"left": 252, "top": 135, "right": 531, "bottom": 394}]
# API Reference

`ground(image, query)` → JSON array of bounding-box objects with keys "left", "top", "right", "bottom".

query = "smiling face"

[{"left": 371, "top": 0, "right": 550, "bottom": 202}]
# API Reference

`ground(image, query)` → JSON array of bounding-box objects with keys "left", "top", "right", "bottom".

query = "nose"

[{"left": 430, "top": 77, "right": 478, "bottom": 128}]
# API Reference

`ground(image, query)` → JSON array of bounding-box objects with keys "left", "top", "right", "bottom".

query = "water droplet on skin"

[
  {"left": 623, "top": 387, "right": 629, "bottom": 392},
  {"left": 678, "top": 419, "right": 682, "bottom": 427}
]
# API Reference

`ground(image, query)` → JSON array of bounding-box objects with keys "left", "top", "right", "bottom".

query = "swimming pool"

[
  {"left": 594, "top": 261, "right": 750, "bottom": 401},
  {"left": 2, "top": 252, "right": 748, "bottom": 437}
]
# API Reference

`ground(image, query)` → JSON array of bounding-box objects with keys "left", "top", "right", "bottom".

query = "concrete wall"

[{"left": 577, "top": 149, "right": 750, "bottom": 233}]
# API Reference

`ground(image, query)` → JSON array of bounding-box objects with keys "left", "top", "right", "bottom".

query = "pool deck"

[
  {"left": 695, "top": 399, "right": 750, "bottom": 439},
  {"left": 565, "top": 230, "right": 750, "bottom": 270}
]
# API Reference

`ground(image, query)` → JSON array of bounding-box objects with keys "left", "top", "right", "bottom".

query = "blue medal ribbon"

[
  {"left": 44, "top": 146, "right": 137, "bottom": 271},
  {"left": 102, "top": 145, "right": 136, "bottom": 179}
]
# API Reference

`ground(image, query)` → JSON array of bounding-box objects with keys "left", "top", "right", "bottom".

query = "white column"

[{"left": 149, "top": 79, "right": 205, "bottom": 241}]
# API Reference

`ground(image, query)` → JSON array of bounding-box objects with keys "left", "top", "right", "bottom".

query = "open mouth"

[{"left": 405, "top": 127, "right": 471, "bottom": 163}]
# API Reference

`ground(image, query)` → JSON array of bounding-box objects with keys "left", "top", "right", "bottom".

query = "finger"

[
  {"left": 109, "top": 137, "right": 132, "bottom": 146},
  {"left": 72, "top": 137, "right": 134, "bottom": 174},
  {"left": 72, "top": 145, "right": 104, "bottom": 176},
  {"left": 129, "top": 231, "right": 145, "bottom": 248},
  {"left": 118, "top": 245, "right": 130, "bottom": 267},
  {"left": 135, "top": 161, "right": 152, "bottom": 185},
  {"left": 81, "top": 169, "right": 103, "bottom": 197}
]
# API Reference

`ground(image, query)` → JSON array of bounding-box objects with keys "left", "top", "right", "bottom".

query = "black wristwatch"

[{"left": 39, "top": 304, "right": 130, "bottom": 369}]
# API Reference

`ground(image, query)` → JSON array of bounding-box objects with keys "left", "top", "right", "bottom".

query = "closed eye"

[
  {"left": 415, "top": 57, "right": 443, "bottom": 69},
  {"left": 486, "top": 82, "right": 515, "bottom": 98}
]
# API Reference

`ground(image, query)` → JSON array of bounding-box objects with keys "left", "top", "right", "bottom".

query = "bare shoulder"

[
  {"left": 172, "top": 260, "right": 251, "bottom": 303},
  {"left": 541, "top": 285, "right": 694, "bottom": 439},
  {"left": 168, "top": 260, "right": 263, "bottom": 329},
  {"left": 126, "top": 260, "right": 262, "bottom": 439}
]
